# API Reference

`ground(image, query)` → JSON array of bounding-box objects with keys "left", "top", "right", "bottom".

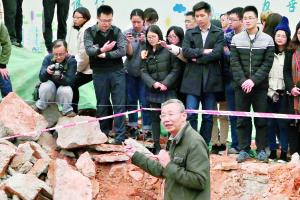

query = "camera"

[
  {"left": 49, "top": 63, "right": 64, "bottom": 77},
  {"left": 131, "top": 32, "right": 141, "bottom": 38}
]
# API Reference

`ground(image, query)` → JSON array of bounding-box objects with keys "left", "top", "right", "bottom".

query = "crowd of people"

[{"left": 0, "top": 1, "right": 300, "bottom": 164}]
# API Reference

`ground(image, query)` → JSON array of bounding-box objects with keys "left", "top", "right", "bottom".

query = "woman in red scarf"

[{"left": 284, "top": 21, "right": 300, "bottom": 156}]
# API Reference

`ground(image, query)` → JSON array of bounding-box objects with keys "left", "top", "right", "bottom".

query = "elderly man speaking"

[{"left": 125, "top": 99, "right": 210, "bottom": 200}]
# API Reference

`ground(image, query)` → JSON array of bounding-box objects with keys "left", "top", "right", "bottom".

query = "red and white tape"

[
  {"left": 1, "top": 108, "right": 299, "bottom": 141},
  {"left": 142, "top": 108, "right": 300, "bottom": 120},
  {"left": 0, "top": 109, "right": 142, "bottom": 141}
]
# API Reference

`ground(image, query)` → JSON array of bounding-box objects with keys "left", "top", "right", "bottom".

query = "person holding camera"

[
  {"left": 124, "top": 9, "right": 151, "bottom": 139},
  {"left": 32, "top": 39, "right": 77, "bottom": 117}
]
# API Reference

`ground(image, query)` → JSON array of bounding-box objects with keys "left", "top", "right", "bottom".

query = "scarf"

[{"left": 291, "top": 49, "right": 300, "bottom": 112}]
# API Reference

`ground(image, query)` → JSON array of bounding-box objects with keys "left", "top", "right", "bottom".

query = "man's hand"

[
  {"left": 124, "top": 144, "right": 136, "bottom": 158},
  {"left": 138, "top": 32, "right": 145, "bottom": 43},
  {"left": 100, "top": 41, "right": 116, "bottom": 53},
  {"left": 159, "top": 83, "right": 167, "bottom": 91},
  {"left": 153, "top": 82, "right": 161, "bottom": 89},
  {"left": 141, "top": 50, "right": 148, "bottom": 59},
  {"left": 203, "top": 49, "right": 213, "bottom": 54},
  {"left": 241, "top": 79, "right": 255, "bottom": 93},
  {"left": 97, "top": 53, "right": 106, "bottom": 58},
  {"left": 0, "top": 68, "right": 9, "bottom": 80},
  {"left": 126, "top": 32, "right": 134, "bottom": 43},
  {"left": 46, "top": 65, "right": 54, "bottom": 75},
  {"left": 291, "top": 87, "right": 300, "bottom": 96},
  {"left": 154, "top": 150, "right": 170, "bottom": 168}
]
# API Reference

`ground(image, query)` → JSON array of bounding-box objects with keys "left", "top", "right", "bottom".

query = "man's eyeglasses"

[
  {"left": 160, "top": 112, "right": 183, "bottom": 119},
  {"left": 53, "top": 53, "right": 66, "bottom": 57}
]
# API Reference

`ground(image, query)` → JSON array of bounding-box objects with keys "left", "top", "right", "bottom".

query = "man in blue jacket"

[{"left": 32, "top": 39, "right": 77, "bottom": 117}]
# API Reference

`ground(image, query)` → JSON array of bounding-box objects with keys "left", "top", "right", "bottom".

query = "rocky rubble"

[{"left": 0, "top": 93, "right": 300, "bottom": 199}]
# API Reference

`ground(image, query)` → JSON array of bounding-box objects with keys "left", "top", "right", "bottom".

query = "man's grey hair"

[{"left": 161, "top": 99, "right": 185, "bottom": 112}]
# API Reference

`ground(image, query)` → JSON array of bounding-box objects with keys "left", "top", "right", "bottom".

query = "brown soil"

[{"left": 91, "top": 153, "right": 300, "bottom": 200}]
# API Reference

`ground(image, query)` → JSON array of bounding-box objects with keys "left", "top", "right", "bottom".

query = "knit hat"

[{"left": 275, "top": 16, "right": 291, "bottom": 36}]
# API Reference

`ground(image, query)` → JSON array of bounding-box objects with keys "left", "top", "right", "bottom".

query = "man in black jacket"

[
  {"left": 181, "top": 1, "right": 224, "bottom": 145},
  {"left": 230, "top": 6, "right": 274, "bottom": 163},
  {"left": 84, "top": 5, "right": 127, "bottom": 145}
]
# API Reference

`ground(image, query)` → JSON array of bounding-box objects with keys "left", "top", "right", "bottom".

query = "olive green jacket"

[
  {"left": 132, "top": 122, "right": 210, "bottom": 200},
  {"left": 0, "top": 22, "right": 11, "bottom": 68}
]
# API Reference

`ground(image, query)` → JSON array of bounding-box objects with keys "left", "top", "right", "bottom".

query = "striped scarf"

[{"left": 292, "top": 49, "right": 300, "bottom": 113}]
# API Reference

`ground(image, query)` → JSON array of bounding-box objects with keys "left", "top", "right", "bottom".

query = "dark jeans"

[
  {"left": 186, "top": 92, "right": 216, "bottom": 145},
  {"left": 0, "top": 75, "right": 12, "bottom": 97},
  {"left": 288, "top": 123, "right": 300, "bottom": 155},
  {"left": 42, "top": 0, "right": 70, "bottom": 51},
  {"left": 267, "top": 96, "right": 289, "bottom": 152},
  {"left": 126, "top": 74, "right": 151, "bottom": 131},
  {"left": 235, "top": 88, "right": 268, "bottom": 152},
  {"left": 225, "top": 82, "right": 238, "bottom": 149},
  {"left": 92, "top": 69, "right": 126, "bottom": 143},
  {"left": 72, "top": 72, "right": 93, "bottom": 113},
  {"left": 3, "top": 0, "right": 23, "bottom": 43},
  {"left": 149, "top": 102, "right": 161, "bottom": 143}
]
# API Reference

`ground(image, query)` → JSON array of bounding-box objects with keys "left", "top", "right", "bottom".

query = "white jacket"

[{"left": 67, "top": 19, "right": 96, "bottom": 74}]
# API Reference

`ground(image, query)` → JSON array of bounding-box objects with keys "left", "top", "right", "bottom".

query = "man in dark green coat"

[{"left": 125, "top": 99, "right": 210, "bottom": 200}]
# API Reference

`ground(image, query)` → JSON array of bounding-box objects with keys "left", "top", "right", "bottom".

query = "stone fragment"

[
  {"left": 0, "top": 93, "right": 48, "bottom": 140},
  {"left": 92, "top": 152, "right": 129, "bottom": 163},
  {"left": 0, "top": 140, "right": 16, "bottom": 177},
  {"left": 51, "top": 159, "right": 92, "bottom": 200},
  {"left": 56, "top": 116, "right": 107, "bottom": 149},
  {"left": 75, "top": 152, "right": 95, "bottom": 178},
  {"left": 3, "top": 174, "right": 52, "bottom": 200}
]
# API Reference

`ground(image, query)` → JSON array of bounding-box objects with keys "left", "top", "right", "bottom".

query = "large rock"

[
  {"left": 3, "top": 174, "right": 52, "bottom": 200},
  {"left": 29, "top": 142, "right": 50, "bottom": 160},
  {"left": 10, "top": 142, "right": 34, "bottom": 171},
  {"left": 0, "top": 93, "right": 48, "bottom": 140},
  {"left": 75, "top": 152, "right": 95, "bottom": 178},
  {"left": 90, "top": 144, "right": 125, "bottom": 152},
  {"left": 56, "top": 116, "right": 107, "bottom": 149},
  {"left": 37, "top": 132, "right": 57, "bottom": 156},
  {"left": 41, "top": 104, "right": 62, "bottom": 128},
  {"left": 28, "top": 159, "right": 50, "bottom": 177},
  {"left": 92, "top": 152, "right": 129, "bottom": 163},
  {"left": 51, "top": 159, "right": 92, "bottom": 200},
  {"left": 0, "top": 140, "right": 17, "bottom": 177}
]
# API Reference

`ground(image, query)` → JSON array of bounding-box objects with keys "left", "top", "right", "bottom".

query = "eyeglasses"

[
  {"left": 53, "top": 53, "right": 66, "bottom": 57},
  {"left": 160, "top": 112, "right": 183, "bottom": 119},
  {"left": 99, "top": 18, "right": 112, "bottom": 23}
]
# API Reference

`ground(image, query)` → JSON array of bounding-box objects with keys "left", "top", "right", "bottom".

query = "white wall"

[{"left": 22, "top": 0, "right": 299, "bottom": 52}]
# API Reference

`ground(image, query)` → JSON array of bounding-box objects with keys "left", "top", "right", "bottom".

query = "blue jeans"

[
  {"left": 225, "top": 82, "right": 238, "bottom": 149},
  {"left": 126, "top": 74, "right": 151, "bottom": 131},
  {"left": 267, "top": 96, "right": 289, "bottom": 152},
  {"left": 0, "top": 75, "right": 12, "bottom": 97},
  {"left": 186, "top": 92, "right": 216, "bottom": 145},
  {"left": 93, "top": 69, "right": 126, "bottom": 143}
]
